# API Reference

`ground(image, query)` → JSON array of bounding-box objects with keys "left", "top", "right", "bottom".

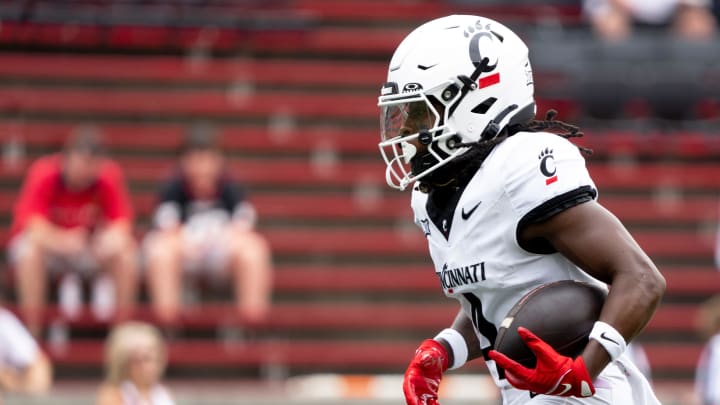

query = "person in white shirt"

[
  {"left": 377, "top": 14, "right": 666, "bottom": 405},
  {"left": 696, "top": 295, "right": 720, "bottom": 405},
  {"left": 96, "top": 322, "right": 175, "bottom": 405},
  {"left": 0, "top": 308, "right": 52, "bottom": 398}
]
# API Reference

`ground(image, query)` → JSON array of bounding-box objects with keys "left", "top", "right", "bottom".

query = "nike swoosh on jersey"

[
  {"left": 600, "top": 332, "right": 620, "bottom": 346},
  {"left": 461, "top": 202, "right": 482, "bottom": 220}
]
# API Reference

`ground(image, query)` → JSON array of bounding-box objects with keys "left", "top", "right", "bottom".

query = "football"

[{"left": 494, "top": 280, "right": 606, "bottom": 369}]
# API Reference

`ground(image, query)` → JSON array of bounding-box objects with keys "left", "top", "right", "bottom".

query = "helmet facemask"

[
  {"left": 378, "top": 83, "right": 469, "bottom": 191},
  {"left": 377, "top": 15, "right": 536, "bottom": 191}
]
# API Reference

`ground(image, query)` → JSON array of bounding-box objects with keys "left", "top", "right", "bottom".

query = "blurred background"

[{"left": 0, "top": 0, "right": 719, "bottom": 404}]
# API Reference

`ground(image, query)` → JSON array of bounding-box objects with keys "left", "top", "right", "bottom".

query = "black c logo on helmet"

[{"left": 468, "top": 31, "right": 497, "bottom": 72}]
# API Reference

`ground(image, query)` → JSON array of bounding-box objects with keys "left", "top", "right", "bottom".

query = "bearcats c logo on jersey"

[{"left": 538, "top": 147, "right": 558, "bottom": 185}]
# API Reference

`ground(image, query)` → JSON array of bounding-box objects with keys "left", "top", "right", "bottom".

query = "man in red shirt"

[{"left": 9, "top": 132, "right": 138, "bottom": 336}]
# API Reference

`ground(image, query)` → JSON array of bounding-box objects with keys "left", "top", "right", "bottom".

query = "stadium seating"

[
  {"left": 0, "top": 1, "right": 584, "bottom": 53},
  {"left": 0, "top": 2, "right": 718, "bottom": 391},
  {"left": 1, "top": 301, "right": 707, "bottom": 375}
]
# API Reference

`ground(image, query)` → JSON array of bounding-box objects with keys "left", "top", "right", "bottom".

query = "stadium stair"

[{"left": 0, "top": 3, "right": 718, "bottom": 392}]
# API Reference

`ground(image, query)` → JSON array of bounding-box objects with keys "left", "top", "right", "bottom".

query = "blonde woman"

[{"left": 96, "top": 322, "right": 175, "bottom": 405}]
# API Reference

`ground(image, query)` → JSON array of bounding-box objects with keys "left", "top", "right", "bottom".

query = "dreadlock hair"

[
  {"left": 416, "top": 109, "right": 590, "bottom": 193},
  {"left": 511, "top": 109, "right": 592, "bottom": 156}
]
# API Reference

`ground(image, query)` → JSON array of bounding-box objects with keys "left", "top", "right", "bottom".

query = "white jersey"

[
  {"left": 411, "top": 132, "right": 660, "bottom": 404},
  {"left": 0, "top": 308, "right": 40, "bottom": 371}
]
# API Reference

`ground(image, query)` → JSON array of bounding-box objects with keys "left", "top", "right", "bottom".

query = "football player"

[{"left": 377, "top": 15, "right": 666, "bottom": 405}]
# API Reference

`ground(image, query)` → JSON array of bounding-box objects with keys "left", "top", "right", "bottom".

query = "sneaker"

[
  {"left": 58, "top": 273, "right": 82, "bottom": 320},
  {"left": 91, "top": 274, "right": 116, "bottom": 322}
]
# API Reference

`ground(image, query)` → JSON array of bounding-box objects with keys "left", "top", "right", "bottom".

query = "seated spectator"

[
  {"left": 144, "top": 125, "right": 272, "bottom": 327},
  {"left": 696, "top": 295, "right": 720, "bottom": 405},
  {"left": 8, "top": 131, "right": 138, "bottom": 336},
  {"left": 96, "top": 321, "right": 175, "bottom": 405},
  {"left": 584, "top": 0, "right": 717, "bottom": 41},
  {"left": 0, "top": 306, "right": 52, "bottom": 398}
]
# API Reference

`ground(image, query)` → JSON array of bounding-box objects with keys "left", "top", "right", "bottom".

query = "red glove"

[
  {"left": 489, "top": 327, "right": 595, "bottom": 398},
  {"left": 403, "top": 339, "right": 449, "bottom": 405}
]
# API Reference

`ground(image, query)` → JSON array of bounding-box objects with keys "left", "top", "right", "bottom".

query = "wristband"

[
  {"left": 435, "top": 328, "right": 468, "bottom": 370},
  {"left": 588, "top": 321, "right": 627, "bottom": 362}
]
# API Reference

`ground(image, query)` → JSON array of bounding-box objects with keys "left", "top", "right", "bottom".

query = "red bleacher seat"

[
  {"left": 6, "top": 300, "right": 702, "bottom": 335},
  {"left": 645, "top": 344, "right": 703, "bottom": 372},
  {"left": 5, "top": 86, "right": 720, "bottom": 137},
  {"left": 0, "top": 121, "right": 380, "bottom": 154},
  {"left": 0, "top": 157, "right": 718, "bottom": 192},
  {"left": 40, "top": 186, "right": 714, "bottom": 225},
  {"left": 46, "top": 339, "right": 423, "bottom": 369},
  {"left": 2, "top": 120, "right": 720, "bottom": 159},
  {"left": 0, "top": 87, "right": 379, "bottom": 118},
  {"left": 17, "top": 298, "right": 701, "bottom": 373},
  {"left": 43, "top": 338, "right": 703, "bottom": 374},
  {"left": 276, "top": 265, "right": 719, "bottom": 296},
  {"left": 47, "top": 339, "right": 701, "bottom": 373},
  {"left": 2, "top": 224, "right": 703, "bottom": 261},
  {"left": 0, "top": 54, "right": 386, "bottom": 87}
]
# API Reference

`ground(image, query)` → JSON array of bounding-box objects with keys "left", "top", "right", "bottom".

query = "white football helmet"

[{"left": 378, "top": 15, "right": 536, "bottom": 190}]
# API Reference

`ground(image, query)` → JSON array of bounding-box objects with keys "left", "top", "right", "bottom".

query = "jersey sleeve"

[
  {"left": 503, "top": 133, "right": 597, "bottom": 253},
  {"left": 0, "top": 310, "right": 39, "bottom": 370},
  {"left": 220, "top": 179, "right": 246, "bottom": 208},
  {"left": 12, "top": 158, "right": 55, "bottom": 232},
  {"left": 97, "top": 161, "right": 133, "bottom": 222},
  {"left": 153, "top": 177, "right": 185, "bottom": 229}
]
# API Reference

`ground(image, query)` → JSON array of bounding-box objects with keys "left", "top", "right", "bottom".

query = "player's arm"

[
  {"left": 487, "top": 134, "right": 665, "bottom": 397},
  {"left": 403, "top": 308, "right": 482, "bottom": 405},
  {"left": 490, "top": 199, "right": 664, "bottom": 398},
  {"left": 435, "top": 309, "right": 483, "bottom": 366},
  {"left": 521, "top": 200, "right": 665, "bottom": 378}
]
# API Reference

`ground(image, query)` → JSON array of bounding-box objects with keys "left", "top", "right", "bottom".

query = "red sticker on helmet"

[{"left": 478, "top": 73, "right": 500, "bottom": 89}]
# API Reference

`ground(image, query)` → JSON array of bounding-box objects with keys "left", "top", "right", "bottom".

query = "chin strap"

[{"left": 450, "top": 103, "right": 520, "bottom": 149}]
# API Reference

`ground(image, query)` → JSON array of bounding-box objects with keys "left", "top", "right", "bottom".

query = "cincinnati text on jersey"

[{"left": 437, "top": 262, "right": 486, "bottom": 291}]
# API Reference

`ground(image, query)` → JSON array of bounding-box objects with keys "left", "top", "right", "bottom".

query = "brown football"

[{"left": 494, "top": 280, "right": 606, "bottom": 369}]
